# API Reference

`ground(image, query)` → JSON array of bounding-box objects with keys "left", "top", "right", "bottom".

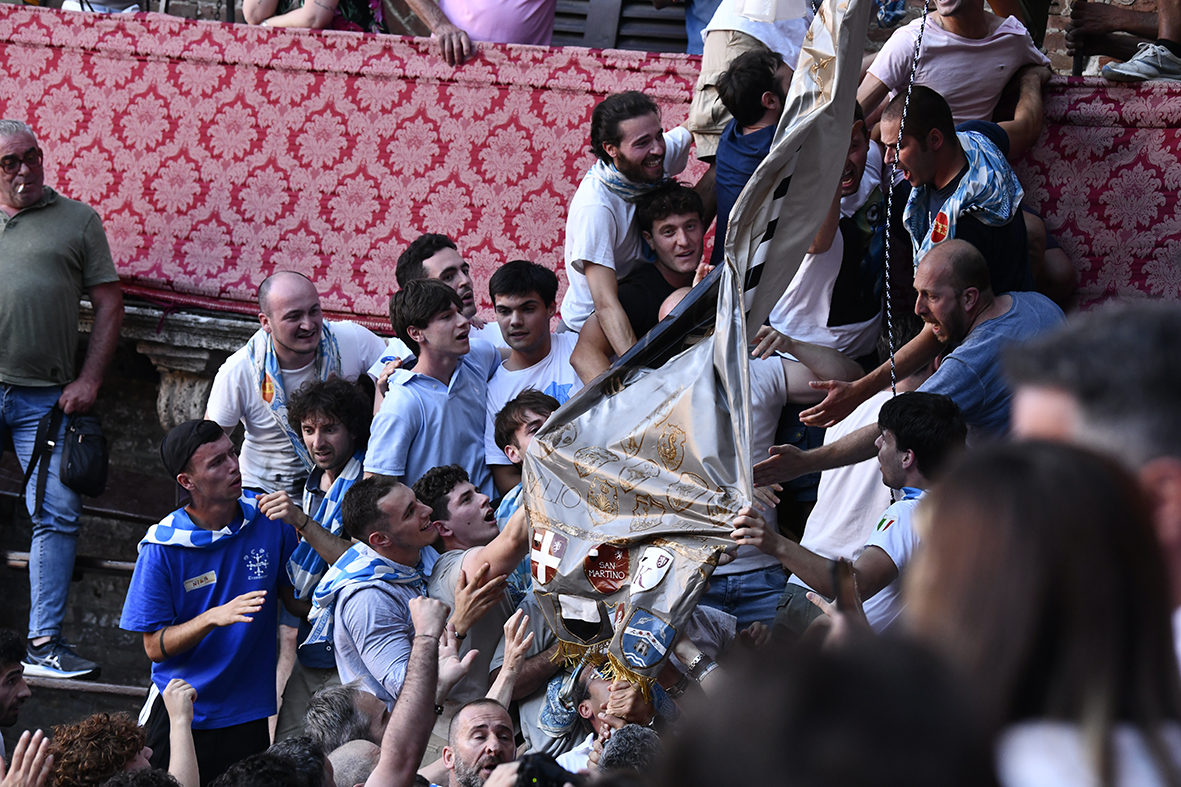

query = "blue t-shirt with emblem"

[{"left": 120, "top": 495, "right": 299, "bottom": 729}]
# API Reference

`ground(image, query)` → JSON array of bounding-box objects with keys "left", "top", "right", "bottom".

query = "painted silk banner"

[
  {"left": 522, "top": 0, "right": 874, "bottom": 684},
  {"left": 0, "top": 4, "right": 705, "bottom": 330}
]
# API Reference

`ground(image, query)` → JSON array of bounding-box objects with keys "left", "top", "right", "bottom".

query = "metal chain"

[{"left": 882, "top": 0, "right": 930, "bottom": 397}]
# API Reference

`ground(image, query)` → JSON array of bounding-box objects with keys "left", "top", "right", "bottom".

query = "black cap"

[{"left": 161, "top": 419, "right": 224, "bottom": 478}]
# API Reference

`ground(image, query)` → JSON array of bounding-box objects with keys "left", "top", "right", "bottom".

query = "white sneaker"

[{"left": 1102, "top": 42, "right": 1181, "bottom": 82}]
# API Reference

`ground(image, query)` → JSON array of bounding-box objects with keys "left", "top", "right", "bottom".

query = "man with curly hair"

[{"left": 251, "top": 377, "right": 376, "bottom": 741}]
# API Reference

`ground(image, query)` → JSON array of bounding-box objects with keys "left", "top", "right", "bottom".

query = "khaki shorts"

[{"left": 686, "top": 29, "right": 771, "bottom": 161}]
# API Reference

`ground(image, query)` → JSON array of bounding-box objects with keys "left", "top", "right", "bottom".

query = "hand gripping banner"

[{"left": 521, "top": 0, "right": 873, "bottom": 689}]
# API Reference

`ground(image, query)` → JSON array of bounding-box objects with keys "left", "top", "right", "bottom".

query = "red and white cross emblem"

[{"left": 531, "top": 528, "right": 567, "bottom": 585}]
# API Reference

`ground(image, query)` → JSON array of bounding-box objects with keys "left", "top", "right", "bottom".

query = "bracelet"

[
  {"left": 158, "top": 627, "right": 171, "bottom": 660},
  {"left": 434, "top": 703, "right": 445, "bottom": 716},
  {"left": 691, "top": 659, "right": 718, "bottom": 683},
  {"left": 415, "top": 634, "right": 440, "bottom": 641},
  {"left": 454, "top": 631, "right": 467, "bottom": 642},
  {"left": 666, "top": 672, "right": 690, "bottom": 699},
  {"left": 683, "top": 651, "right": 704, "bottom": 674}
]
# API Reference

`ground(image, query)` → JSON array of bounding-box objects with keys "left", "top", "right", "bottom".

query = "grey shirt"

[{"left": 333, "top": 580, "right": 423, "bottom": 709}]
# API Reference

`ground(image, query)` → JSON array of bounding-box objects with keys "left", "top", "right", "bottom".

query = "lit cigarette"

[{"left": 15, "top": 184, "right": 24, "bottom": 194}]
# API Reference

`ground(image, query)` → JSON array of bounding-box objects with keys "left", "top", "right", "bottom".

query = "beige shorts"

[{"left": 686, "top": 29, "right": 771, "bottom": 161}]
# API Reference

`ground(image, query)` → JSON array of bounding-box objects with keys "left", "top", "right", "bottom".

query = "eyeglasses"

[{"left": 0, "top": 148, "right": 43, "bottom": 175}]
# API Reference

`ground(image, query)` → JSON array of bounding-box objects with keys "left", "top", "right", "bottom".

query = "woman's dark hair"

[{"left": 911, "top": 441, "right": 1181, "bottom": 787}]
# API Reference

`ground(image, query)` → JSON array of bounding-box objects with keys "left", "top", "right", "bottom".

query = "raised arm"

[
  {"left": 143, "top": 590, "right": 267, "bottom": 663},
  {"left": 585, "top": 262, "right": 638, "bottom": 359},
  {"left": 730, "top": 507, "right": 898, "bottom": 600},
  {"left": 571, "top": 314, "right": 615, "bottom": 384},
  {"left": 459, "top": 505, "right": 530, "bottom": 582},
  {"left": 998, "top": 64, "right": 1051, "bottom": 160},
  {"left": 799, "top": 325, "right": 940, "bottom": 427},
  {"left": 257, "top": 491, "right": 352, "bottom": 566},
  {"left": 753, "top": 423, "right": 880, "bottom": 487},
  {"left": 162, "top": 679, "right": 200, "bottom": 787},
  {"left": 365, "top": 597, "right": 448, "bottom": 787}
]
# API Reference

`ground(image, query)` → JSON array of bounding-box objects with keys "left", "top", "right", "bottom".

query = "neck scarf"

[
  {"left": 140, "top": 495, "right": 259, "bottom": 551},
  {"left": 302, "top": 542, "right": 426, "bottom": 651},
  {"left": 246, "top": 322, "right": 343, "bottom": 473},
  {"left": 903, "top": 130, "right": 1023, "bottom": 262},
  {"left": 587, "top": 160, "right": 667, "bottom": 203},
  {"left": 286, "top": 452, "right": 364, "bottom": 599}
]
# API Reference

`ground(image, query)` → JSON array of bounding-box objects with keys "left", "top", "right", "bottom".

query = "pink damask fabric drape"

[
  {"left": 0, "top": 5, "right": 706, "bottom": 330},
  {"left": 0, "top": 4, "right": 1176, "bottom": 324}
]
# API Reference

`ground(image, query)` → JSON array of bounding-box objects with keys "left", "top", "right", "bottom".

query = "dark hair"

[
  {"left": 208, "top": 753, "right": 302, "bottom": 787},
  {"left": 0, "top": 628, "right": 23, "bottom": 667},
  {"left": 882, "top": 85, "right": 956, "bottom": 153},
  {"left": 100, "top": 771, "right": 180, "bottom": 787},
  {"left": 389, "top": 278, "right": 464, "bottom": 356},
  {"left": 877, "top": 392, "right": 966, "bottom": 479},
  {"left": 716, "top": 50, "right": 787, "bottom": 128},
  {"left": 447, "top": 699, "right": 509, "bottom": 745},
  {"left": 396, "top": 233, "right": 458, "bottom": 289},
  {"left": 590, "top": 91, "right": 660, "bottom": 164},
  {"left": 635, "top": 182, "right": 704, "bottom": 235},
  {"left": 304, "top": 682, "right": 381, "bottom": 751},
  {"left": 412, "top": 464, "right": 470, "bottom": 522},
  {"left": 599, "top": 724, "right": 661, "bottom": 774},
  {"left": 268, "top": 736, "right": 328, "bottom": 787},
  {"left": 914, "top": 442, "right": 1181, "bottom": 784},
  {"left": 657, "top": 638, "right": 997, "bottom": 787},
  {"left": 50, "top": 713, "right": 146, "bottom": 787},
  {"left": 287, "top": 377, "right": 372, "bottom": 453},
  {"left": 853, "top": 100, "right": 868, "bottom": 139},
  {"left": 489, "top": 260, "right": 559, "bottom": 308},
  {"left": 341, "top": 475, "right": 402, "bottom": 542},
  {"left": 257, "top": 270, "right": 314, "bottom": 315},
  {"left": 1004, "top": 302, "right": 1181, "bottom": 467},
  {"left": 494, "top": 390, "right": 560, "bottom": 454}
]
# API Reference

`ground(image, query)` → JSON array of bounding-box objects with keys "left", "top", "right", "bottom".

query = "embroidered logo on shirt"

[
  {"left": 876, "top": 516, "right": 896, "bottom": 532},
  {"left": 244, "top": 548, "right": 270, "bottom": 579},
  {"left": 183, "top": 570, "right": 217, "bottom": 592}
]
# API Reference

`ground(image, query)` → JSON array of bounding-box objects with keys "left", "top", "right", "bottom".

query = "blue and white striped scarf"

[
  {"left": 139, "top": 494, "right": 261, "bottom": 552},
  {"left": 302, "top": 542, "right": 426, "bottom": 651},
  {"left": 587, "top": 160, "right": 667, "bottom": 204},
  {"left": 287, "top": 452, "right": 364, "bottom": 599},
  {"left": 246, "top": 322, "right": 343, "bottom": 475},
  {"left": 904, "top": 130, "right": 1024, "bottom": 262}
]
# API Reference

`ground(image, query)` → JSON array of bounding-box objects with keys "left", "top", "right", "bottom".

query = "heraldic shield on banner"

[{"left": 521, "top": 0, "right": 874, "bottom": 689}]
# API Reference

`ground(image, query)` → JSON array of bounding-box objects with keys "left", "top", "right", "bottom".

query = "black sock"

[{"left": 1157, "top": 38, "right": 1181, "bottom": 59}]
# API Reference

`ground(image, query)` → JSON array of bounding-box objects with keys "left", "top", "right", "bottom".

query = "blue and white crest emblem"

[{"left": 620, "top": 608, "right": 676, "bottom": 670}]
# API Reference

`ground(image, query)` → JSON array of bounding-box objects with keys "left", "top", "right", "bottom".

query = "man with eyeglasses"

[{"left": 0, "top": 119, "right": 124, "bottom": 681}]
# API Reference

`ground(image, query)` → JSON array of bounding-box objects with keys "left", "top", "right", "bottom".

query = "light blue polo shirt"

[{"left": 365, "top": 338, "right": 500, "bottom": 496}]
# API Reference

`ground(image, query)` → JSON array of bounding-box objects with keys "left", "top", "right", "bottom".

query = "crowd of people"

[{"left": 3, "top": 0, "right": 1181, "bottom": 781}]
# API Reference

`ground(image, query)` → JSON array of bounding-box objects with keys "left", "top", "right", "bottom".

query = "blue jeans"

[
  {"left": 698, "top": 564, "right": 787, "bottom": 630},
  {"left": 0, "top": 384, "right": 83, "bottom": 639}
]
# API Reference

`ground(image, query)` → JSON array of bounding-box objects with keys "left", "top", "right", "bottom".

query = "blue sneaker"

[
  {"left": 1102, "top": 42, "right": 1181, "bottom": 82},
  {"left": 23, "top": 638, "right": 100, "bottom": 679}
]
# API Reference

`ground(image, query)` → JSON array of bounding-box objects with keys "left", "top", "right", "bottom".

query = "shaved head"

[{"left": 259, "top": 271, "right": 317, "bottom": 317}]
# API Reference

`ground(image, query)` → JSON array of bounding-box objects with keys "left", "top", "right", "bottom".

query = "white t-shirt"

[
  {"left": 366, "top": 321, "right": 505, "bottom": 381},
  {"left": 788, "top": 391, "right": 895, "bottom": 586},
  {"left": 998, "top": 721, "right": 1181, "bottom": 787},
  {"left": 559, "top": 127, "right": 693, "bottom": 332},
  {"left": 484, "top": 333, "right": 582, "bottom": 466},
  {"left": 768, "top": 144, "right": 884, "bottom": 359},
  {"left": 860, "top": 488, "right": 924, "bottom": 631},
  {"left": 557, "top": 733, "right": 596, "bottom": 773},
  {"left": 715, "top": 354, "right": 788, "bottom": 576},
  {"left": 703, "top": 0, "right": 813, "bottom": 66},
  {"left": 868, "top": 15, "right": 1049, "bottom": 124},
  {"left": 206, "top": 320, "right": 386, "bottom": 492}
]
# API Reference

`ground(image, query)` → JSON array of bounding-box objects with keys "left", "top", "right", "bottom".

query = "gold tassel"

[{"left": 603, "top": 652, "right": 656, "bottom": 701}]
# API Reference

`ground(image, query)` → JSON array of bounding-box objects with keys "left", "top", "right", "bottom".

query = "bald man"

[
  {"left": 754, "top": 240, "right": 1063, "bottom": 485},
  {"left": 206, "top": 271, "right": 386, "bottom": 494}
]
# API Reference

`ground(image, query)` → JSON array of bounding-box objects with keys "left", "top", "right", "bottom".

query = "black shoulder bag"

[{"left": 22, "top": 406, "right": 109, "bottom": 515}]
